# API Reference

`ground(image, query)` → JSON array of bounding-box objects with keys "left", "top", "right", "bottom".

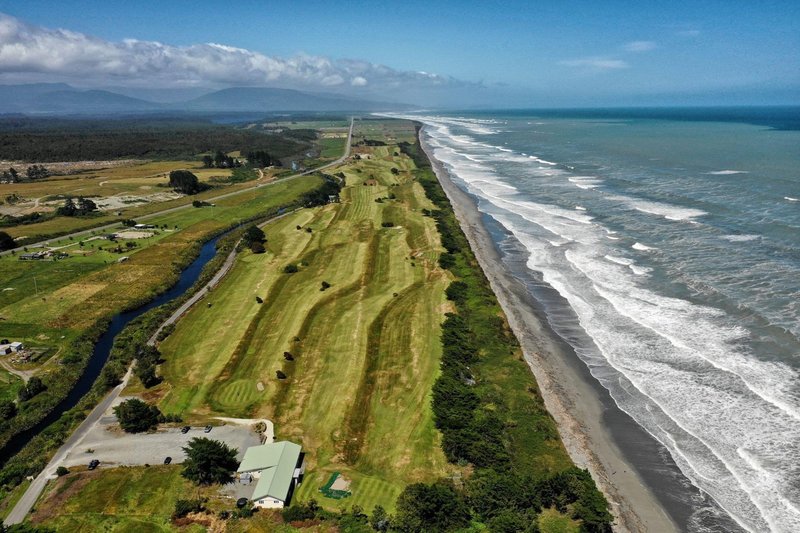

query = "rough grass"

[
  {"left": 31, "top": 466, "right": 210, "bottom": 532},
  {"left": 155, "top": 130, "right": 454, "bottom": 512}
]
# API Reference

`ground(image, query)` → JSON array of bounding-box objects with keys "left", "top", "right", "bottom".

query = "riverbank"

[{"left": 420, "top": 131, "right": 678, "bottom": 533}]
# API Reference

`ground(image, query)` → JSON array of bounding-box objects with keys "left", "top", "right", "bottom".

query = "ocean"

[{"left": 398, "top": 108, "right": 800, "bottom": 533}]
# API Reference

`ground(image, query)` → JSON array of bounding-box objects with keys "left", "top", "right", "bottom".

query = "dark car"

[
  {"left": 204, "top": 425, "right": 212, "bottom": 433},
  {"left": 180, "top": 426, "right": 190, "bottom": 434},
  {"left": 164, "top": 456, "right": 172, "bottom": 465},
  {"left": 87, "top": 459, "right": 100, "bottom": 470}
]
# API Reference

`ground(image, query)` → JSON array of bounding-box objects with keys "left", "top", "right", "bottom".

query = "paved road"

[
  {"left": 4, "top": 365, "right": 134, "bottom": 525},
  {"left": 1, "top": 118, "right": 354, "bottom": 257},
  {"left": 3, "top": 118, "right": 355, "bottom": 525}
]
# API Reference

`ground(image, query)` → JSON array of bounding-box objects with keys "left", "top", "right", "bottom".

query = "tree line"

[
  {"left": 0, "top": 118, "right": 308, "bottom": 162},
  {"left": 0, "top": 165, "right": 49, "bottom": 183}
]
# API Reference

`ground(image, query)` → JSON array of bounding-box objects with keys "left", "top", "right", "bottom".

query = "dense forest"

[{"left": 0, "top": 117, "right": 312, "bottom": 162}]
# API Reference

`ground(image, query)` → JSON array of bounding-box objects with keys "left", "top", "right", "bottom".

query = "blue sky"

[{"left": 0, "top": 0, "right": 798, "bottom": 106}]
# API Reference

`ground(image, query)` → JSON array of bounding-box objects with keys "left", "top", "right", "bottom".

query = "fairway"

[{"left": 155, "top": 120, "right": 455, "bottom": 512}]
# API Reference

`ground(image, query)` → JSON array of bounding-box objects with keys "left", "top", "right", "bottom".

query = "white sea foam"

[
  {"left": 629, "top": 265, "right": 652, "bottom": 276},
  {"left": 415, "top": 113, "right": 800, "bottom": 532},
  {"left": 568, "top": 176, "right": 603, "bottom": 190},
  {"left": 575, "top": 206, "right": 586, "bottom": 211},
  {"left": 618, "top": 197, "right": 708, "bottom": 221},
  {"left": 785, "top": 197, "right": 799, "bottom": 202},
  {"left": 605, "top": 255, "right": 634, "bottom": 266},
  {"left": 707, "top": 170, "right": 748, "bottom": 175},
  {"left": 722, "top": 235, "right": 761, "bottom": 242}
]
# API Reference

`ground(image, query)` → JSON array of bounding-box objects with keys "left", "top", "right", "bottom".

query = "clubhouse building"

[{"left": 237, "top": 441, "right": 305, "bottom": 508}]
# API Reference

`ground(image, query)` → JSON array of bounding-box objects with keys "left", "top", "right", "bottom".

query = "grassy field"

[
  {"left": 32, "top": 466, "right": 214, "bottom": 532},
  {"left": 148, "top": 120, "right": 455, "bottom": 513},
  {"left": 31, "top": 465, "right": 339, "bottom": 532},
  {"left": 0, "top": 176, "right": 322, "bottom": 400}
]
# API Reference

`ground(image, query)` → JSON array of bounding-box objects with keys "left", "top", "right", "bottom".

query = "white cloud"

[
  {"left": 559, "top": 57, "right": 629, "bottom": 71},
  {"left": 0, "top": 13, "right": 465, "bottom": 94},
  {"left": 623, "top": 40, "right": 656, "bottom": 52}
]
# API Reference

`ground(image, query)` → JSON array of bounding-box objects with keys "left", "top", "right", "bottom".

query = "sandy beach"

[{"left": 421, "top": 133, "right": 679, "bottom": 533}]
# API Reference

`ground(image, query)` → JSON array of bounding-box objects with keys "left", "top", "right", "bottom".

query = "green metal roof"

[{"left": 238, "top": 441, "right": 301, "bottom": 502}]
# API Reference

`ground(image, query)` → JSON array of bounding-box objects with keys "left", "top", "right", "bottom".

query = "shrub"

[
  {"left": 0, "top": 399, "right": 17, "bottom": 420},
  {"left": 276, "top": 370, "right": 287, "bottom": 379},
  {"left": 249, "top": 241, "right": 266, "bottom": 254},
  {"left": 55, "top": 466, "right": 69, "bottom": 477},
  {"left": 320, "top": 281, "right": 331, "bottom": 291},
  {"left": 283, "top": 264, "right": 299, "bottom": 274},
  {"left": 173, "top": 498, "right": 205, "bottom": 518}
]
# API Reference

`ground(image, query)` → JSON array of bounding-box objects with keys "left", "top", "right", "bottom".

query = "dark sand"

[{"left": 421, "top": 135, "right": 681, "bottom": 533}]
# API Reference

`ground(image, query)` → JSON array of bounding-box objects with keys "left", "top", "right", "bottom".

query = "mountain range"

[{"left": 0, "top": 84, "right": 408, "bottom": 115}]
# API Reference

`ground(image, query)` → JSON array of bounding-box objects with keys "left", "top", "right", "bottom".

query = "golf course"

[{"left": 152, "top": 119, "right": 455, "bottom": 512}]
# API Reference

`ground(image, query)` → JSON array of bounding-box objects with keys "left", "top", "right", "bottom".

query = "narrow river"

[{"left": 1, "top": 233, "right": 224, "bottom": 464}]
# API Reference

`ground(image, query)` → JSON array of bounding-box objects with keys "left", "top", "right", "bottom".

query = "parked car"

[
  {"left": 164, "top": 456, "right": 172, "bottom": 465},
  {"left": 204, "top": 425, "right": 212, "bottom": 433},
  {"left": 87, "top": 459, "right": 100, "bottom": 470},
  {"left": 180, "top": 426, "right": 190, "bottom": 434}
]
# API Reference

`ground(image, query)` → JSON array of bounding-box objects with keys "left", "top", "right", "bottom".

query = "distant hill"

[
  {"left": 0, "top": 84, "right": 408, "bottom": 115},
  {"left": 184, "top": 87, "right": 403, "bottom": 112},
  {"left": 0, "top": 84, "right": 161, "bottom": 114}
]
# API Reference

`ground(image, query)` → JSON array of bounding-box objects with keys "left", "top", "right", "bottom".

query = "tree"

[
  {"left": 0, "top": 399, "right": 16, "bottom": 420},
  {"left": 445, "top": 281, "right": 469, "bottom": 304},
  {"left": 249, "top": 241, "right": 265, "bottom": 254},
  {"left": 77, "top": 197, "right": 97, "bottom": 214},
  {"left": 113, "top": 398, "right": 161, "bottom": 433},
  {"left": 370, "top": 505, "right": 389, "bottom": 531},
  {"left": 168, "top": 170, "right": 202, "bottom": 195},
  {"left": 393, "top": 480, "right": 471, "bottom": 532},
  {"left": 201, "top": 155, "right": 214, "bottom": 168},
  {"left": 56, "top": 197, "right": 77, "bottom": 217},
  {"left": 55, "top": 466, "right": 70, "bottom": 477},
  {"left": 243, "top": 225, "right": 265, "bottom": 244},
  {"left": 0, "top": 231, "right": 16, "bottom": 251},
  {"left": 246, "top": 150, "right": 272, "bottom": 168},
  {"left": 181, "top": 437, "right": 239, "bottom": 485},
  {"left": 283, "top": 264, "right": 298, "bottom": 274},
  {"left": 18, "top": 376, "right": 46, "bottom": 401}
]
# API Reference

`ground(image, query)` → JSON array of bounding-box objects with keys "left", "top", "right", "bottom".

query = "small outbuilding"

[{"left": 237, "top": 441, "right": 305, "bottom": 509}]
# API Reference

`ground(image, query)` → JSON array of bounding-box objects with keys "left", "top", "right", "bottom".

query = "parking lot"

[{"left": 61, "top": 402, "right": 261, "bottom": 470}]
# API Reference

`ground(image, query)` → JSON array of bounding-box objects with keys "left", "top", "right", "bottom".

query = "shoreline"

[{"left": 420, "top": 132, "right": 678, "bottom": 533}]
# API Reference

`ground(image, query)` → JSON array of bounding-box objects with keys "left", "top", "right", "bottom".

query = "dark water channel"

[{"left": 1, "top": 234, "right": 223, "bottom": 464}]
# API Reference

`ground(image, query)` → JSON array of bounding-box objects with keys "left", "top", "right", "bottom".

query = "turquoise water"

[{"left": 401, "top": 109, "right": 800, "bottom": 533}]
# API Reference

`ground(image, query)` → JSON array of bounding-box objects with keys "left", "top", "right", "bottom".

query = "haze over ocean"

[{"left": 399, "top": 108, "right": 800, "bottom": 532}]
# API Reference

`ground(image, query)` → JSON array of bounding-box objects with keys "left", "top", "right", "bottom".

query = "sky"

[{"left": 0, "top": 0, "right": 798, "bottom": 107}]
